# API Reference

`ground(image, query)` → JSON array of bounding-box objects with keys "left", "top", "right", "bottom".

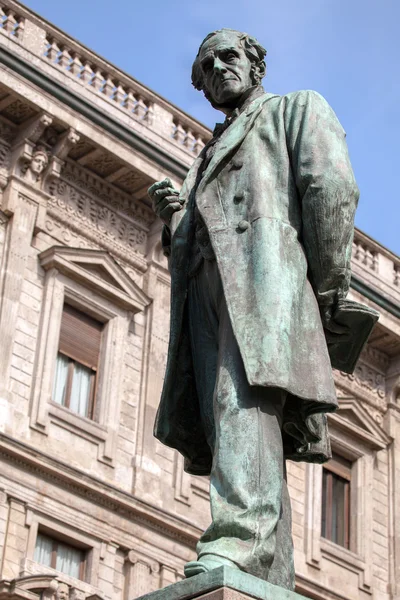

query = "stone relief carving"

[
  {"left": 361, "top": 344, "right": 390, "bottom": 372},
  {"left": 47, "top": 182, "right": 147, "bottom": 254},
  {"left": 44, "top": 215, "right": 147, "bottom": 274},
  {"left": 0, "top": 118, "right": 17, "bottom": 145},
  {"left": 55, "top": 162, "right": 154, "bottom": 227},
  {"left": 56, "top": 583, "right": 70, "bottom": 600},
  {"left": 336, "top": 360, "right": 386, "bottom": 411},
  {"left": 0, "top": 141, "right": 11, "bottom": 189},
  {"left": 21, "top": 146, "right": 50, "bottom": 183},
  {"left": 3, "top": 99, "right": 37, "bottom": 123}
]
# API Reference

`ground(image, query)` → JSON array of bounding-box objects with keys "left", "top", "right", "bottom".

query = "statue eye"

[
  {"left": 202, "top": 60, "right": 213, "bottom": 73},
  {"left": 225, "top": 52, "right": 236, "bottom": 62}
]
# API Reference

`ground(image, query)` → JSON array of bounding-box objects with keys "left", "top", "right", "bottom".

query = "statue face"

[
  {"left": 198, "top": 31, "right": 254, "bottom": 107},
  {"left": 56, "top": 583, "right": 69, "bottom": 600},
  {"left": 30, "top": 152, "right": 48, "bottom": 175}
]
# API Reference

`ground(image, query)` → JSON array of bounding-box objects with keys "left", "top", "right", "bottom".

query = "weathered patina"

[{"left": 148, "top": 28, "right": 364, "bottom": 588}]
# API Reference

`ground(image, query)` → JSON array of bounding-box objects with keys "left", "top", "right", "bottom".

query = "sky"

[{"left": 23, "top": 0, "right": 400, "bottom": 255}]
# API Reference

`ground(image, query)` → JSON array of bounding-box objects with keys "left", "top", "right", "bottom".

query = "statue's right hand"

[{"left": 148, "top": 178, "right": 183, "bottom": 226}]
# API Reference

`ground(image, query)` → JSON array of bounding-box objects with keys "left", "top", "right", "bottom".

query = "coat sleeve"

[{"left": 284, "top": 90, "right": 359, "bottom": 310}]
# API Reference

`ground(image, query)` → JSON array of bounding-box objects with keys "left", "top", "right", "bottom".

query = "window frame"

[
  {"left": 321, "top": 453, "right": 352, "bottom": 550},
  {"left": 24, "top": 511, "right": 103, "bottom": 593},
  {"left": 30, "top": 248, "right": 150, "bottom": 466},
  {"left": 304, "top": 397, "right": 391, "bottom": 596},
  {"left": 34, "top": 531, "right": 87, "bottom": 581},
  {"left": 53, "top": 302, "right": 105, "bottom": 421}
]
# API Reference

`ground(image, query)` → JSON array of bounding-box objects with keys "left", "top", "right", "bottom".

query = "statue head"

[
  {"left": 56, "top": 583, "right": 69, "bottom": 600},
  {"left": 30, "top": 147, "right": 49, "bottom": 175},
  {"left": 191, "top": 29, "right": 266, "bottom": 113}
]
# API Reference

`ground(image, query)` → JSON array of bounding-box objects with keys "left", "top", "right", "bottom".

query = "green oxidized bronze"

[{"left": 148, "top": 28, "right": 378, "bottom": 589}]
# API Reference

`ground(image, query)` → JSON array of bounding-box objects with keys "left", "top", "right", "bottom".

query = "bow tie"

[{"left": 212, "top": 108, "right": 240, "bottom": 138}]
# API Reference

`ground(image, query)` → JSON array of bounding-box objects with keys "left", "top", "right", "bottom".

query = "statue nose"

[{"left": 213, "top": 58, "right": 227, "bottom": 73}]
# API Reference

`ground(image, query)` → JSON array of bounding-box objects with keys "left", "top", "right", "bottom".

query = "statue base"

[{"left": 135, "top": 566, "right": 308, "bottom": 599}]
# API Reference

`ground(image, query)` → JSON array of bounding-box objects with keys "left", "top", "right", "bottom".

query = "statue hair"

[{"left": 191, "top": 28, "right": 267, "bottom": 93}]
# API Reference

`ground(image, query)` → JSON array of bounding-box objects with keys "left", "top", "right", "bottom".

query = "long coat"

[{"left": 154, "top": 90, "right": 360, "bottom": 475}]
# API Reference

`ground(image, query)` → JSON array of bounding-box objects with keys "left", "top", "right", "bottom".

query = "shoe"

[{"left": 184, "top": 554, "right": 239, "bottom": 578}]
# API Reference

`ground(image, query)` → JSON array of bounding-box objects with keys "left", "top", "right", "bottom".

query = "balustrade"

[
  {"left": 172, "top": 119, "right": 205, "bottom": 154},
  {"left": 44, "top": 37, "right": 154, "bottom": 124},
  {"left": 0, "top": 6, "right": 23, "bottom": 38},
  {"left": 394, "top": 265, "right": 400, "bottom": 288},
  {"left": 0, "top": 0, "right": 211, "bottom": 157},
  {"left": 352, "top": 239, "right": 379, "bottom": 272}
]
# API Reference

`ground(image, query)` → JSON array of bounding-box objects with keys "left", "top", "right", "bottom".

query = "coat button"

[
  {"left": 233, "top": 192, "right": 244, "bottom": 204},
  {"left": 237, "top": 220, "right": 250, "bottom": 232}
]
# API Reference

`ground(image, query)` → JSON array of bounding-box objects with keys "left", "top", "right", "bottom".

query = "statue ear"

[{"left": 252, "top": 60, "right": 266, "bottom": 83}]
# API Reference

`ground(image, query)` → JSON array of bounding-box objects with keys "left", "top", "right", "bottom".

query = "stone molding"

[
  {"left": 39, "top": 246, "right": 150, "bottom": 312},
  {"left": 304, "top": 398, "right": 391, "bottom": 596},
  {"left": 0, "top": 433, "right": 201, "bottom": 546},
  {"left": 0, "top": 190, "right": 37, "bottom": 399},
  {"left": 29, "top": 247, "right": 149, "bottom": 464},
  {"left": 46, "top": 168, "right": 151, "bottom": 269}
]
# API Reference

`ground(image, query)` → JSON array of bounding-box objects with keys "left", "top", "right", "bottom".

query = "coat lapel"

[{"left": 199, "top": 92, "right": 279, "bottom": 187}]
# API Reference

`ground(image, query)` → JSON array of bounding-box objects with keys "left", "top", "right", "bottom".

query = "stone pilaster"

[
  {"left": 125, "top": 550, "right": 159, "bottom": 599},
  {"left": 0, "top": 191, "right": 37, "bottom": 403}
]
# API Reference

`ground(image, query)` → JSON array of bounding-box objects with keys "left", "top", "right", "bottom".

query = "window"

[
  {"left": 321, "top": 453, "right": 351, "bottom": 549},
  {"left": 52, "top": 303, "right": 103, "bottom": 419},
  {"left": 34, "top": 532, "right": 86, "bottom": 580}
]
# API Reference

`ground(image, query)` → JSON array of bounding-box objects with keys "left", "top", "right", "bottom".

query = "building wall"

[{"left": 0, "top": 2, "right": 398, "bottom": 600}]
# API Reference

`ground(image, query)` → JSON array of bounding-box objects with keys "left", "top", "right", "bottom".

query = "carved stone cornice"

[{"left": 0, "top": 432, "right": 201, "bottom": 546}]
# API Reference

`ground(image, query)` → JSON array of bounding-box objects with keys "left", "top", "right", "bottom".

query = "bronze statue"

[{"left": 148, "top": 28, "right": 376, "bottom": 588}]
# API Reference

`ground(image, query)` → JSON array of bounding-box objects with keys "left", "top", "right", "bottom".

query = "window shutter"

[{"left": 59, "top": 304, "right": 103, "bottom": 369}]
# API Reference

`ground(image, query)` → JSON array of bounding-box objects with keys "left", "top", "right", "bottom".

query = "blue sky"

[{"left": 23, "top": 0, "right": 400, "bottom": 254}]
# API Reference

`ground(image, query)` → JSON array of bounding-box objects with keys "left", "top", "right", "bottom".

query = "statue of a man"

[{"left": 149, "top": 28, "right": 361, "bottom": 588}]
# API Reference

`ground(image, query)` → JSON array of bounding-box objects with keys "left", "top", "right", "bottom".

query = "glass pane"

[
  {"left": 333, "top": 477, "right": 346, "bottom": 546},
  {"left": 52, "top": 353, "right": 69, "bottom": 406},
  {"left": 34, "top": 533, "right": 53, "bottom": 567},
  {"left": 55, "top": 541, "right": 82, "bottom": 579},
  {"left": 70, "top": 362, "right": 92, "bottom": 417}
]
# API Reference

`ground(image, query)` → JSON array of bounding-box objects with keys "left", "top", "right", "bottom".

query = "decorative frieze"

[
  {"left": 335, "top": 361, "right": 386, "bottom": 412},
  {"left": 52, "top": 161, "right": 154, "bottom": 228},
  {"left": 47, "top": 181, "right": 147, "bottom": 254},
  {"left": 0, "top": 117, "right": 16, "bottom": 144}
]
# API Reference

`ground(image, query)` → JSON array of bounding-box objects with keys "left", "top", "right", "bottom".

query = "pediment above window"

[
  {"left": 329, "top": 396, "right": 392, "bottom": 450},
  {"left": 39, "top": 247, "right": 150, "bottom": 313}
]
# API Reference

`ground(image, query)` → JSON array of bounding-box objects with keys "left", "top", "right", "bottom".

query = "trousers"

[{"left": 187, "top": 258, "right": 295, "bottom": 588}]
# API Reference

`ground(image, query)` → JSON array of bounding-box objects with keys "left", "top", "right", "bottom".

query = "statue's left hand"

[{"left": 321, "top": 305, "right": 350, "bottom": 343}]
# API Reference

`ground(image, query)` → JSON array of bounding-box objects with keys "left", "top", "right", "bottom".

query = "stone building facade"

[{"left": 0, "top": 2, "right": 398, "bottom": 600}]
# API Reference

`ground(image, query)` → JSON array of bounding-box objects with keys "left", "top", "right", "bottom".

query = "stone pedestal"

[{"left": 136, "top": 567, "right": 308, "bottom": 600}]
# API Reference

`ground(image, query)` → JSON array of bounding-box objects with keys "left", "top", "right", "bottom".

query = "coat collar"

[
  {"left": 173, "top": 91, "right": 279, "bottom": 234},
  {"left": 198, "top": 92, "right": 279, "bottom": 188}
]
